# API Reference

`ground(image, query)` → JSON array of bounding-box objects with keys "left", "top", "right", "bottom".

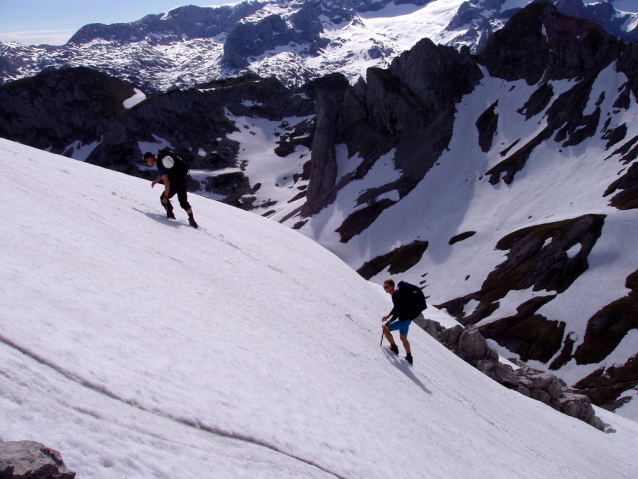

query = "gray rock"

[
  {"left": 555, "top": 393, "right": 598, "bottom": 427},
  {"left": 441, "top": 324, "right": 464, "bottom": 349},
  {"left": 546, "top": 378, "right": 564, "bottom": 400},
  {"left": 492, "top": 363, "right": 520, "bottom": 387},
  {"left": 0, "top": 440, "right": 75, "bottom": 478},
  {"left": 517, "top": 385, "right": 531, "bottom": 397},
  {"left": 531, "top": 388, "right": 552, "bottom": 404},
  {"left": 422, "top": 318, "right": 442, "bottom": 340},
  {"left": 457, "top": 325, "right": 496, "bottom": 361}
]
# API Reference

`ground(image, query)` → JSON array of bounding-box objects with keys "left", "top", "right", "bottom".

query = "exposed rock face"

[
  {"left": 0, "top": 67, "right": 136, "bottom": 154},
  {"left": 222, "top": 6, "right": 329, "bottom": 70},
  {"left": 303, "top": 74, "right": 350, "bottom": 215},
  {"left": 0, "top": 69, "right": 314, "bottom": 205},
  {"left": 357, "top": 240, "right": 429, "bottom": 280},
  {"left": 417, "top": 318, "right": 605, "bottom": 430},
  {"left": 0, "top": 440, "right": 75, "bottom": 479},
  {"left": 440, "top": 214, "right": 606, "bottom": 323},
  {"left": 301, "top": 38, "right": 483, "bottom": 223},
  {"left": 475, "top": 101, "right": 499, "bottom": 153},
  {"left": 478, "top": 0, "right": 622, "bottom": 85}
]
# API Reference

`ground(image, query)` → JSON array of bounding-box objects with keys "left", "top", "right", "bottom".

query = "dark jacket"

[{"left": 389, "top": 290, "right": 411, "bottom": 322}]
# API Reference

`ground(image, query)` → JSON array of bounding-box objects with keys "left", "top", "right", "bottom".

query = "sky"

[
  {"left": 3, "top": 0, "right": 638, "bottom": 45},
  {"left": 1, "top": 136, "right": 637, "bottom": 478},
  {"left": 0, "top": 0, "right": 232, "bottom": 45}
]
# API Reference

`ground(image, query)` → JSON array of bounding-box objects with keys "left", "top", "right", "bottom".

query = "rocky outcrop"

[
  {"left": 357, "top": 240, "right": 429, "bottom": 280},
  {"left": 302, "top": 74, "right": 350, "bottom": 215},
  {"left": 0, "top": 440, "right": 75, "bottom": 478},
  {"left": 417, "top": 319, "right": 606, "bottom": 430},
  {"left": 0, "top": 69, "right": 314, "bottom": 204},
  {"left": 301, "top": 38, "right": 483, "bottom": 224},
  {"left": 479, "top": 0, "right": 622, "bottom": 85},
  {"left": 439, "top": 214, "right": 606, "bottom": 325},
  {"left": 0, "top": 67, "right": 136, "bottom": 154},
  {"left": 222, "top": 7, "right": 329, "bottom": 70}
]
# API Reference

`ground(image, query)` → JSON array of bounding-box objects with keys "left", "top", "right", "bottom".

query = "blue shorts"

[{"left": 388, "top": 319, "right": 411, "bottom": 336}]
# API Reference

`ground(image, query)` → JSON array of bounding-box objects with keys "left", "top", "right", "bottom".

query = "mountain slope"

[
  {"left": 0, "top": 0, "right": 637, "bottom": 418},
  {"left": 271, "top": 0, "right": 638, "bottom": 417},
  {"left": 2, "top": 138, "right": 638, "bottom": 477}
]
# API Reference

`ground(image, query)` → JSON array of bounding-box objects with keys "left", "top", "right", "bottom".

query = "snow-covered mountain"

[
  {"left": 277, "top": 0, "right": 638, "bottom": 419},
  {"left": 0, "top": 0, "right": 637, "bottom": 420},
  {"left": 273, "top": 0, "right": 638, "bottom": 419},
  {"left": 1, "top": 0, "right": 637, "bottom": 92},
  {"left": 1, "top": 137, "right": 638, "bottom": 478}
]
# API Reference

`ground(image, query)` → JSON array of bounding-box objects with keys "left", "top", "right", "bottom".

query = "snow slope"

[
  {"left": 0, "top": 138, "right": 637, "bottom": 478},
  {"left": 275, "top": 60, "right": 638, "bottom": 418}
]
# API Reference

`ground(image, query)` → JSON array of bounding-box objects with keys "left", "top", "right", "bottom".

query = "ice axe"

[{"left": 380, "top": 321, "right": 388, "bottom": 346}]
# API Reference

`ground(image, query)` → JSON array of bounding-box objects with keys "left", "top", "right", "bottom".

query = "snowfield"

[{"left": 0, "top": 138, "right": 637, "bottom": 478}]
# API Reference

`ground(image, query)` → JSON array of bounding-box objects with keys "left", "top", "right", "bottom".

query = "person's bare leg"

[{"left": 400, "top": 334, "right": 411, "bottom": 354}]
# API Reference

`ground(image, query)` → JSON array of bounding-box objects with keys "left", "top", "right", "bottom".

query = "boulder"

[
  {"left": 457, "top": 325, "right": 499, "bottom": 362},
  {"left": 0, "top": 440, "right": 75, "bottom": 479},
  {"left": 413, "top": 318, "right": 605, "bottom": 430}
]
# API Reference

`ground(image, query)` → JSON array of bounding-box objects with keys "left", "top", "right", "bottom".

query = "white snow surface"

[{"left": 1, "top": 138, "right": 638, "bottom": 478}]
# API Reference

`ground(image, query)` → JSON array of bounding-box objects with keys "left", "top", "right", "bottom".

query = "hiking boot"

[
  {"left": 405, "top": 353, "right": 413, "bottom": 365},
  {"left": 165, "top": 203, "right": 175, "bottom": 219},
  {"left": 188, "top": 217, "right": 198, "bottom": 228},
  {"left": 389, "top": 344, "right": 399, "bottom": 355}
]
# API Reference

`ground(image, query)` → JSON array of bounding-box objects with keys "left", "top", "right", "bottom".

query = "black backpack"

[
  {"left": 397, "top": 281, "right": 427, "bottom": 319},
  {"left": 158, "top": 149, "right": 189, "bottom": 179}
]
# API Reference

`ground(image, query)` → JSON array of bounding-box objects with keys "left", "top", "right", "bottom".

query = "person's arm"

[
  {"left": 161, "top": 174, "right": 170, "bottom": 200},
  {"left": 152, "top": 174, "right": 171, "bottom": 199}
]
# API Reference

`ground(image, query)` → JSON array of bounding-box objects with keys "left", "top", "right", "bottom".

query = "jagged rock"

[
  {"left": 357, "top": 240, "right": 429, "bottom": 279},
  {"left": 492, "top": 363, "right": 520, "bottom": 387},
  {"left": 475, "top": 101, "right": 499, "bottom": 152},
  {"left": 479, "top": 0, "right": 622, "bottom": 85},
  {"left": 415, "top": 319, "right": 604, "bottom": 430},
  {"left": 531, "top": 388, "right": 552, "bottom": 404},
  {"left": 554, "top": 393, "right": 595, "bottom": 423},
  {"left": 302, "top": 37, "right": 482, "bottom": 223},
  {"left": 0, "top": 460, "right": 14, "bottom": 478},
  {"left": 457, "top": 325, "right": 499, "bottom": 362},
  {"left": 517, "top": 385, "right": 531, "bottom": 397},
  {"left": 0, "top": 440, "right": 75, "bottom": 479},
  {"left": 301, "top": 74, "right": 350, "bottom": 216},
  {"left": 441, "top": 324, "right": 464, "bottom": 350},
  {"left": 476, "top": 360, "right": 520, "bottom": 388}
]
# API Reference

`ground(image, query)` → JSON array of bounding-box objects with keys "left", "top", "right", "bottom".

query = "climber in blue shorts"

[{"left": 382, "top": 279, "right": 414, "bottom": 364}]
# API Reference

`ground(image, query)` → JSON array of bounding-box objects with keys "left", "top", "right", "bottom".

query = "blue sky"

[{"left": 0, "top": 0, "right": 231, "bottom": 45}]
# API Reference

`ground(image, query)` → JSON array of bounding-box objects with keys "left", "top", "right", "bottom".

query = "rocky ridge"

[
  {"left": 1, "top": 0, "right": 637, "bottom": 93},
  {"left": 416, "top": 317, "right": 607, "bottom": 430}
]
